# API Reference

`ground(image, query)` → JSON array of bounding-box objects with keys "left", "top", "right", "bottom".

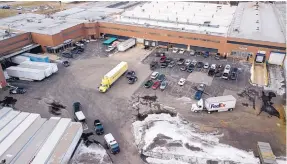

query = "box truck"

[
  {"left": 117, "top": 38, "right": 136, "bottom": 52},
  {"left": 21, "top": 61, "right": 58, "bottom": 73},
  {"left": 6, "top": 66, "right": 46, "bottom": 81},
  {"left": 18, "top": 63, "right": 53, "bottom": 77},
  {"left": 98, "top": 61, "right": 128, "bottom": 93},
  {"left": 191, "top": 95, "right": 236, "bottom": 113}
]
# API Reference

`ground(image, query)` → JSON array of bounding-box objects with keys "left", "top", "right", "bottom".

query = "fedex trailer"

[{"left": 191, "top": 95, "right": 236, "bottom": 113}]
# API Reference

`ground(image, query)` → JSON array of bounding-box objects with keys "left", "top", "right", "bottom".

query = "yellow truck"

[{"left": 98, "top": 61, "right": 128, "bottom": 93}]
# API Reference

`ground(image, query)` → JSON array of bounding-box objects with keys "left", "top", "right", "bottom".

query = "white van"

[
  {"left": 221, "top": 65, "right": 231, "bottom": 80},
  {"left": 104, "top": 133, "right": 120, "bottom": 154}
]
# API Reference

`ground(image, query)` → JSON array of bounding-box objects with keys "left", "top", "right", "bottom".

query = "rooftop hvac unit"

[
  {"left": 256, "top": 20, "right": 259, "bottom": 23},
  {"left": 256, "top": 27, "right": 259, "bottom": 30}
]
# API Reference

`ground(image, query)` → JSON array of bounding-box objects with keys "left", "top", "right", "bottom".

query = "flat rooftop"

[
  {"left": 0, "top": 29, "right": 21, "bottom": 41},
  {"left": 0, "top": 13, "right": 85, "bottom": 35},
  {"left": 115, "top": 2, "right": 237, "bottom": 36},
  {"left": 228, "top": 2, "right": 286, "bottom": 43}
]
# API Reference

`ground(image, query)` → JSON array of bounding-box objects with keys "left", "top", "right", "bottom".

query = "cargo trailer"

[
  {"left": 257, "top": 142, "right": 277, "bottom": 164},
  {"left": 18, "top": 63, "right": 53, "bottom": 77},
  {"left": 11, "top": 56, "right": 30, "bottom": 64},
  {"left": 0, "top": 110, "right": 20, "bottom": 131},
  {"left": 21, "top": 53, "right": 50, "bottom": 63},
  {"left": 117, "top": 38, "right": 136, "bottom": 51},
  {"left": 31, "top": 118, "right": 71, "bottom": 164},
  {"left": 0, "top": 107, "right": 13, "bottom": 120},
  {"left": 48, "top": 122, "right": 83, "bottom": 164},
  {"left": 0, "top": 112, "right": 30, "bottom": 143},
  {"left": 6, "top": 66, "right": 46, "bottom": 81},
  {"left": 0, "top": 114, "right": 41, "bottom": 158},
  {"left": 12, "top": 117, "right": 60, "bottom": 164},
  {"left": 21, "top": 61, "right": 58, "bottom": 73}
]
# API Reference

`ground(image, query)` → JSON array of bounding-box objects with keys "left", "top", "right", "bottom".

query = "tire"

[{"left": 228, "top": 108, "right": 233, "bottom": 111}]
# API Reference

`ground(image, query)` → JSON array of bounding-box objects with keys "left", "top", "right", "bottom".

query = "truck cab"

[
  {"left": 99, "top": 78, "right": 110, "bottom": 92},
  {"left": 191, "top": 99, "right": 204, "bottom": 112},
  {"left": 104, "top": 133, "right": 120, "bottom": 154}
]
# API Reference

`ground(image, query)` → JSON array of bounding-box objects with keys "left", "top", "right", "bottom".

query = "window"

[{"left": 227, "top": 40, "right": 286, "bottom": 50}]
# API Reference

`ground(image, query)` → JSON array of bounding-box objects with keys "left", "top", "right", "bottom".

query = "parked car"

[
  {"left": 106, "top": 46, "right": 116, "bottom": 52},
  {"left": 9, "top": 87, "right": 26, "bottom": 94},
  {"left": 160, "top": 62, "right": 168, "bottom": 68},
  {"left": 177, "top": 58, "right": 185, "bottom": 65},
  {"left": 215, "top": 53, "right": 220, "bottom": 60},
  {"left": 159, "top": 56, "right": 166, "bottom": 63},
  {"left": 128, "top": 76, "right": 138, "bottom": 84},
  {"left": 221, "top": 65, "right": 231, "bottom": 80},
  {"left": 190, "top": 50, "right": 195, "bottom": 56},
  {"left": 144, "top": 80, "right": 153, "bottom": 88},
  {"left": 203, "top": 52, "right": 209, "bottom": 58},
  {"left": 208, "top": 64, "right": 216, "bottom": 76},
  {"left": 179, "top": 49, "right": 185, "bottom": 54},
  {"left": 187, "top": 64, "right": 195, "bottom": 73},
  {"left": 180, "top": 65, "right": 187, "bottom": 71},
  {"left": 191, "top": 59, "right": 197, "bottom": 66},
  {"left": 62, "top": 52, "right": 73, "bottom": 58},
  {"left": 151, "top": 72, "right": 159, "bottom": 79},
  {"left": 172, "top": 48, "right": 178, "bottom": 53},
  {"left": 126, "top": 70, "right": 135, "bottom": 78},
  {"left": 16, "top": 6, "right": 22, "bottom": 10},
  {"left": 168, "top": 61, "right": 176, "bottom": 68},
  {"left": 184, "top": 59, "right": 191, "bottom": 66},
  {"left": 158, "top": 74, "right": 166, "bottom": 82},
  {"left": 152, "top": 81, "right": 161, "bottom": 90},
  {"left": 230, "top": 67, "right": 238, "bottom": 80},
  {"left": 203, "top": 62, "right": 209, "bottom": 69},
  {"left": 150, "top": 61, "right": 158, "bottom": 70},
  {"left": 156, "top": 51, "right": 165, "bottom": 57},
  {"left": 165, "top": 58, "right": 173, "bottom": 63},
  {"left": 2, "top": 5, "right": 10, "bottom": 9},
  {"left": 194, "top": 84, "right": 206, "bottom": 100},
  {"left": 94, "top": 119, "right": 104, "bottom": 135},
  {"left": 197, "top": 62, "right": 204, "bottom": 68},
  {"left": 160, "top": 81, "right": 167, "bottom": 90},
  {"left": 178, "top": 78, "right": 186, "bottom": 86}
]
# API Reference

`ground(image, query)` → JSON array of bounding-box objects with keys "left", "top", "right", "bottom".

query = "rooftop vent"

[
  {"left": 256, "top": 27, "right": 259, "bottom": 30},
  {"left": 256, "top": 20, "right": 259, "bottom": 23},
  {"left": 234, "top": 28, "right": 239, "bottom": 32}
]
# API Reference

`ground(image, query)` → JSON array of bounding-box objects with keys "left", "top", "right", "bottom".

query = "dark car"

[
  {"left": 197, "top": 62, "right": 204, "bottom": 68},
  {"left": 208, "top": 69, "right": 215, "bottom": 76},
  {"left": 203, "top": 52, "right": 209, "bottom": 58},
  {"left": 128, "top": 76, "right": 138, "bottom": 84},
  {"left": 177, "top": 58, "right": 185, "bottom": 65},
  {"left": 150, "top": 61, "right": 158, "bottom": 70},
  {"left": 94, "top": 119, "right": 104, "bottom": 135},
  {"left": 2, "top": 5, "right": 10, "bottom": 9},
  {"left": 215, "top": 53, "right": 220, "bottom": 60},
  {"left": 160, "top": 62, "right": 168, "bottom": 68},
  {"left": 194, "top": 84, "right": 205, "bottom": 100},
  {"left": 144, "top": 80, "right": 153, "bottom": 88},
  {"left": 152, "top": 81, "right": 161, "bottom": 90},
  {"left": 168, "top": 61, "right": 176, "bottom": 68},
  {"left": 187, "top": 64, "right": 195, "bottom": 72},
  {"left": 180, "top": 65, "right": 187, "bottom": 71},
  {"left": 62, "top": 52, "right": 73, "bottom": 58},
  {"left": 9, "top": 87, "right": 26, "bottom": 94},
  {"left": 126, "top": 71, "right": 136, "bottom": 78},
  {"left": 230, "top": 68, "right": 238, "bottom": 80},
  {"left": 158, "top": 74, "right": 166, "bottom": 82},
  {"left": 165, "top": 58, "right": 173, "bottom": 63},
  {"left": 62, "top": 61, "right": 70, "bottom": 67}
]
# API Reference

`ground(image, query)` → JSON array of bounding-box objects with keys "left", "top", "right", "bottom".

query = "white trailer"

[
  {"left": 0, "top": 114, "right": 41, "bottom": 158},
  {"left": 21, "top": 61, "right": 58, "bottom": 73},
  {"left": 31, "top": 118, "right": 71, "bottom": 164},
  {"left": 191, "top": 95, "right": 236, "bottom": 113},
  {"left": 0, "top": 117, "right": 46, "bottom": 163},
  {"left": 18, "top": 63, "right": 53, "bottom": 77},
  {"left": 6, "top": 66, "right": 46, "bottom": 81},
  {"left": 47, "top": 122, "right": 83, "bottom": 164},
  {"left": 0, "top": 112, "right": 30, "bottom": 143},
  {"left": 11, "top": 56, "right": 30, "bottom": 64},
  {"left": 12, "top": 117, "right": 60, "bottom": 164},
  {"left": 0, "top": 110, "right": 20, "bottom": 131},
  {"left": 117, "top": 38, "right": 136, "bottom": 51}
]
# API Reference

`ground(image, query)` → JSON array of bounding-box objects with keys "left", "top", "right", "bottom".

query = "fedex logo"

[{"left": 211, "top": 103, "right": 226, "bottom": 108}]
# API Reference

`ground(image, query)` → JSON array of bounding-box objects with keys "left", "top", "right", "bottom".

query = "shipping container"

[
  {"left": 11, "top": 56, "right": 30, "bottom": 64},
  {"left": 117, "top": 38, "right": 136, "bottom": 51},
  {"left": 31, "top": 118, "right": 71, "bottom": 164},
  {"left": 0, "top": 112, "right": 30, "bottom": 143},
  {"left": 12, "top": 117, "right": 60, "bottom": 164},
  {"left": 0, "top": 114, "right": 41, "bottom": 158},
  {"left": 0, "top": 107, "right": 13, "bottom": 120},
  {"left": 48, "top": 122, "right": 83, "bottom": 164},
  {"left": 0, "top": 110, "right": 20, "bottom": 131},
  {"left": 18, "top": 63, "right": 53, "bottom": 77},
  {"left": 21, "top": 61, "right": 58, "bottom": 73},
  {"left": 6, "top": 66, "right": 46, "bottom": 81},
  {"left": 21, "top": 53, "right": 50, "bottom": 63}
]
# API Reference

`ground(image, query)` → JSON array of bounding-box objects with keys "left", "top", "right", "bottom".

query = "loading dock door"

[
  {"left": 158, "top": 41, "right": 169, "bottom": 47},
  {"left": 172, "top": 43, "right": 187, "bottom": 49},
  {"left": 268, "top": 52, "right": 286, "bottom": 65},
  {"left": 190, "top": 45, "right": 218, "bottom": 52},
  {"left": 104, "top": 34, "right": 129, "bottom": 40}
]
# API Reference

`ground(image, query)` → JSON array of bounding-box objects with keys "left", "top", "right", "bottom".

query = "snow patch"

[
  {"left": 133, "top": 114, "right": 260, "bottom": 164},
  {"left": 264, "top": 66, "right": 285, "bottom": 96}
]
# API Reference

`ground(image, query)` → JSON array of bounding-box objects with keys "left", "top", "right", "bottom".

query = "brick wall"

[{"left": 0, "top": 33, "right": 33, "bottom": 56}]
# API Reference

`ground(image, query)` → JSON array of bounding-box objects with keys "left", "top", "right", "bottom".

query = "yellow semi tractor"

[{"left": 98, "top": 61, "right": 128, "bottom": 93}]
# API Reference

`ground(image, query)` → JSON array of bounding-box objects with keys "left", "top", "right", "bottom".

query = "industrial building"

[
  {"left": 0, "top": 1, "right": 285, "bottom": 87},
  {"left": 0, "top": 107, "right": 83, "bottom": 164}
]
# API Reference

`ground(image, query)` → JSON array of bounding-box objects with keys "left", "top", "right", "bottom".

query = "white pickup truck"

[{"left": 191, "top": 95, "right": 236, "bottom": 113}]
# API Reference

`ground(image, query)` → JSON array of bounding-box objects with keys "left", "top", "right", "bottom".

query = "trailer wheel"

[{"left": 228, "top": 108, "right": 233, "bottom": 111}]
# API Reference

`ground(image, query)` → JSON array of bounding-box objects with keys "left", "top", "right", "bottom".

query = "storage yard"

[{"left": 0, "top": 1, "right": 286, "bottom": 164}]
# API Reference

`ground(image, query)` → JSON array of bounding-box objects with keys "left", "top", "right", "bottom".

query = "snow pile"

[
  {"left": 264, "top": 66, "right": 285, "bottom": 96},
  {"left": 133, "top": 114, "right": 260, "bottom": 164},
  {"left": 71, "top": 141, "right": 112, "bottom": 164}
]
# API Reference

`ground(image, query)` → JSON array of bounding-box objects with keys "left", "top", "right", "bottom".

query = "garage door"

[
  {"left": 104, "top": 34, "right": 130, "bottom": 40},
  {"left": 158, "top": 41, "right": 169, "bottom": 46},
  {"left": 190, "top": 45, "right": 218, "bottom": 52},
  {"left": 172, "top": 43, "right": 187, "bottom": 49},
  {"left": 268, "top": 52, "right": 286, "bottom": 65},
  {"left": 144, "top": 40, "right": 157, "bottom": 47}
]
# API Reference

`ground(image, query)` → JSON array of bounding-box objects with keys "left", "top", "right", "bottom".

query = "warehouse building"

[
  {"left": 0, "top": 107, "right": 83, "bottom": 164},
  {"left": 0, "top": 1, "right": 285, "bottom": 87}
]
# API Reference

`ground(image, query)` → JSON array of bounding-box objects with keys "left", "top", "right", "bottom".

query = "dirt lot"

[{"left": 1, "top": 42, "right": 285, "bottom": 163}]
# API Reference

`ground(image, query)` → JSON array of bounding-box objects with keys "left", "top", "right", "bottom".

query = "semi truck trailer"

[
  {"left": 99, "top": 61, "right": 128, "bottom": 93},
  {"left": 6, "top": 66, "right": 46, "bottom": 81},
  {"left": 117, "top": 38, "right": 136, "bottom": 52},
  {"left": 191, "top": 95, "right": 236, "bottom": 113}
]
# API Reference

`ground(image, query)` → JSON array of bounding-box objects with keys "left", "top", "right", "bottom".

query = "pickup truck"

[{"left": 94, "top": 119, "right": 104, "bottom": 135}]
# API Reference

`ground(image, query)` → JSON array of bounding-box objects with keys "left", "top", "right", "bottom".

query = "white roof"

[
  {"left": 75, "top": 111, "right": 85, "bottom": 121},
  {"left": 0, "top": 107, "right": 13, "bottom": 120},
  {"left": 117, "top": 2, "right": 237, "bottom": 36},
  {"left": 206, "top": 95, "right": 236, "bottom": 103},
  {"left": 105, "top": 61, "right": 127, "bottom": 78},
  {"left": 104, "top": 133, "right": 117, "bottom": 145},
  {"left": 0, "top": 111, "right": 20, "bottom": 131},
  {"left": 228, "top": 2, "right": 286, "bottom": 43}
]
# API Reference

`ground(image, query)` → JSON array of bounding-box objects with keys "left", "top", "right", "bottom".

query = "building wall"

[{"left": 0, "top": 33, "right": 33, "bottom": 56}]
